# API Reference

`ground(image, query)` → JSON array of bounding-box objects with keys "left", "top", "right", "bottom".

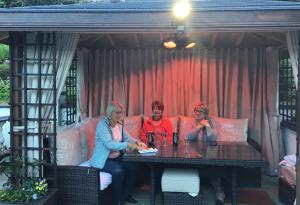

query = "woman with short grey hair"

[{"left": 90, "top": 101, "right": 146, "bottom": 205}]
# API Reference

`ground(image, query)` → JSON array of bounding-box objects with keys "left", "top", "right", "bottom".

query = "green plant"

[
  {"left": 0, "top": 156, "right": 48, "bottom": 203},
  {"left": 0, "top": 78, "right": 9, "bottom": 104},
  {"left": 0, "top": 178, "right": 48, "bottom": 202},
  {"left": 0, "top": 44, "right": 8, "bottom": 64}
]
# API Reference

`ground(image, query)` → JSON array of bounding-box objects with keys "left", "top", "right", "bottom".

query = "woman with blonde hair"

[{"left": 90, "top": 101, "right": 146, "bottom": 205}]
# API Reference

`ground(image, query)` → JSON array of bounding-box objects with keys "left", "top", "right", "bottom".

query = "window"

[
  {"left": 58, "top": 55, "right": 77, "bottom": 125},
  {"left": 279, "top": 50, "right": 297, "bottom": 130}
]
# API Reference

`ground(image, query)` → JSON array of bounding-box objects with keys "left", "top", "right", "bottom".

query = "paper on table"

[{"left": 138, "top": 148, "right": 158, "bottom": 154}]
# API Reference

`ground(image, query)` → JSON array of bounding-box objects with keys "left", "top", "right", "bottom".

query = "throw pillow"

[
  {"left": 57, "top": 125, "right": 85, "bottom": 165},
  {"left": 210, "top": 116, "right": 248, "bottom": 142},
  {"left": 123, "top": 115, "right": 142, "bottom": 139},
  {"left": 178, "top": 116, "right": 194, "bottom": 142}
]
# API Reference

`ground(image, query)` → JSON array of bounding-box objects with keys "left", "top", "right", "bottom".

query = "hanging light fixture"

[
  {"left": 163, "top": 37, "right": 177, "bottom": 49},
  {"left": 184, "top": 38, "right": 196, "bottom": 48},
  {"left": 162, "top": 35, "right": 196, "bottom": 49}
]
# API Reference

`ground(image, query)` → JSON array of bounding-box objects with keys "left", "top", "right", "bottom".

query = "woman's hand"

[
  {"left": 127, "top": 142, "right": 140, "bottom": 151},
  {"left": 136, "top": 141, "right": 147, "bottom": 149},
  {"left": 199, "top": 119, "right": 210, "bottom": 127}
]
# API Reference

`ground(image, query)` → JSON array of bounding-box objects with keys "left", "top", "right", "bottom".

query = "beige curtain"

[
  {"left": 78, "top": 47, "right": 281, "bottom": 174},
  {"left": 287, "top": 31, "right": 299, "bottom": 89}
]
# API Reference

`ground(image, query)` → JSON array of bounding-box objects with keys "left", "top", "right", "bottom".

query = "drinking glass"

[{"left": 184, "top": 139, "right": 190, "bottom": 157}]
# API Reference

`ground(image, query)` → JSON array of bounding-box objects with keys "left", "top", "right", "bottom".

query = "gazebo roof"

[
  {"left": 4, "top": 0, "right": 300, "bottom": 12},
  {"left": 0, "top": 0, "right": 299, "bottom": 48},
  {"left": 0, "top": 0, "right": 299, "bottom": 32}
]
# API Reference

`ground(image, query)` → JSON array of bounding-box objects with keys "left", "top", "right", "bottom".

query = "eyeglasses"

[
  {"left": 114, "top": 110, "right": 123, "bottom": 115},
  {"left": 194, "top": 109, "right": 205, "bottom": 114}
]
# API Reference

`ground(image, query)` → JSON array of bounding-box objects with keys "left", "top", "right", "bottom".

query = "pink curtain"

[{"left": 78, "top": 47, "right": 281, "bottom": 174}]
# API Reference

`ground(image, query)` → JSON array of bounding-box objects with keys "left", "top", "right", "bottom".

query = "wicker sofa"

[{"left": 56, "top": 115, "right": 253, "bottom": 205}]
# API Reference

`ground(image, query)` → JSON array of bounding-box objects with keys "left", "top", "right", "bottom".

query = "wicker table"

[{"left": 124, "top": 141, "right": 265, "bottom": 205}]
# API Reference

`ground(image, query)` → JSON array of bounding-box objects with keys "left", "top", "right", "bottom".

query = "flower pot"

[{"left": 0, "top": 188, "right": 57, "bottom": 205}]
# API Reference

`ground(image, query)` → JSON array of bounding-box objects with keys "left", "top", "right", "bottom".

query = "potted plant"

[{"left": 0, "top": 150, "right": 57, "bottom": 205}]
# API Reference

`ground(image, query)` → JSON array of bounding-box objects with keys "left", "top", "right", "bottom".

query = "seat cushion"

[
  {"left": 279, "top": 156, "right": 296, "bottom": 188},
  {"left": 161, "top": 168, "right": 200, "bottom": 194},
  {"left": 210, "top": 116, "right": 248, "bottom": 142},
  {"left": 79, "top": 161, "right": 112, "bottom": 190}
]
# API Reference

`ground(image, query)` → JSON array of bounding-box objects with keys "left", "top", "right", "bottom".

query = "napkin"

[{"left": 138, "top": 148, "right": 158, "bottom": 154}]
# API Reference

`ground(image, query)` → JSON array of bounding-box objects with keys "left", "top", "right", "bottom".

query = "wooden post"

[{"left": 296, "top": 30, "right": 300, "bottom": 205}]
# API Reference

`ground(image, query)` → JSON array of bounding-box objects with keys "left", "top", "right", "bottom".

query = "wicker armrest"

[{"left": 57, "top": 165, "right": 101, "bottom": 205}]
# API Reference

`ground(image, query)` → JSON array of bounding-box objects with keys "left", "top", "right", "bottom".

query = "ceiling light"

[
  {"left": 162, "top": 36, "right": 196, "bottom": 49},
  {"left": 173, "top": 1, "right": 191, "bottom": 19},
  {"left": 163, "top": 38, "right": 177, "bottom": 49},
  {"left": 184, "top": 38, "right": 196, "bottom": 48}
]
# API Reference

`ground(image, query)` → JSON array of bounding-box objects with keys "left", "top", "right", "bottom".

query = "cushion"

[
  {"left": 166, "top": 116, "right": 179, "bottom": 133},
  {"left": 178, "top": 116, "right": 194, "bottom": 142},
  {"left": 124, "top": 115, "right": 142, "bottom": 139},
  {"left": 80, "top": 117, "right": 102, "bottom": 158},
  {"left": 161, "top": 168, "right": 200, "bottom": 195},
  {"left": 278, "top": 162, "right": 296, "bottom": 187},
  {"left": 57, "top": 125, "right": 88, "bottom": 165},
  {"left": 210, "top": 116, "right": 248, "bottom": 142},
  {"left": 79, "top": 161, "right": 112, "bottom": 190}
]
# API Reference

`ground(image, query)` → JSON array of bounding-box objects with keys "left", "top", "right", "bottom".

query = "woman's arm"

[
  {"left": 96, "top": 122, "right": 127, "bottom": 151},
  {"left": 185, "top": 124, "right": 205, "bottom": 141}
]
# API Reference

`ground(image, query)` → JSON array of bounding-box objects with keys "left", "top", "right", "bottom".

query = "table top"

[{"left": 124, "top": 141, "right": 265, "bottom": 167}]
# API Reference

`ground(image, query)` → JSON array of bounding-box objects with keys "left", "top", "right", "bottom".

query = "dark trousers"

[{"left": 102, "top": 157, "right": 139, "bottom": 204}]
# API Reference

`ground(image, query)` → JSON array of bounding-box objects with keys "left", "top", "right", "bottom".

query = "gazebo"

[{"left": 0, "top": 0, "right": 299, "bottom": 204}]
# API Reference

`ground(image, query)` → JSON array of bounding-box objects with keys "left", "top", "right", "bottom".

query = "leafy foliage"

[
  {"left": 0, "top": 179, "right": 48, "bottom": 202},
  {"left": 0, "top": 44, "right": 8, "bottom": 64},
  {"left": 0, "top": 78, "right": 9, "bottom": 104},
  {"left": 0, "top": 44, "right": 9, "bottom": 104},
  {"left": 0, "top": 156, "right": 48, "bottom": 203}
]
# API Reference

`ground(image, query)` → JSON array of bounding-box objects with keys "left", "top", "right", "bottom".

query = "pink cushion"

[
  {"left": 210, "top": 116, "right": 248, "bottom": 142},
  {"left": 166, "top": 116, "right": 179, "bottom": 133},
  {"left": 124, "top": 115, "right": 142, "bottom": 139},
  {"left": 80, "top": 117, "right": 102, "bottom": 158},
  {"left": 178, "top": 116, "right": 194, "bottom": 142},
  {"left": 57, "top": 125, "right": 86, "bottom": 165}
]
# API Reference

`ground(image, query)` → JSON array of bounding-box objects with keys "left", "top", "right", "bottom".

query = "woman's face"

[
  {"left": 194, "top": 109, "right": 206, "bottom": 121},
  {"left": 152, "top": 106, "right": 163, "bottom": 121},
  {"left": 110, "top": 106, "right": 123, "bottom": 123}
]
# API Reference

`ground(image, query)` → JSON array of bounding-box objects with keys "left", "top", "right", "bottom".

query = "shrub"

[
  {"left": 0, "top": 78, "right": 9, "bottom": 104},
  {"left": 0, "top": 156, "right": 48, "bottom": 203}
]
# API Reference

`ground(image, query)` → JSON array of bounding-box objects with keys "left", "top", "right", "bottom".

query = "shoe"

[
  {"left": 123, "top": 195, "right": 138, "bottom": 205},
  {"left": 215, "top": 199, "right": 224, "bottom": 205}
]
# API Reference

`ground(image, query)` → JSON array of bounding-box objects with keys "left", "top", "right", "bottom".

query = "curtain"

[
  {"left": 287, "top": 31, "right": 299, "bottom": 89},
  {"left": 78, "top": 47, "right": 281, "bottom": 174},
  {"left": 25, "top": 32, "right": 79, "bottom": 175}
]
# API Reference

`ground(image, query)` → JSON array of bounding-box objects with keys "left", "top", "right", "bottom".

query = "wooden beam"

[
  {"left": 79, "top": 34, "right": 102, "bottom": 44},
  {"left": 210, "top": 33, "right": 217, "bottom": 47},
  {"left": 254, "top": 32, "right": 283, "bottom": 43},
  {"left": 0, "top": 32, "right": 8, "bottom": 41},
  {"left": 107, "top": 34, "right": 115, "bottom": 48},
  {"left": 133, "top": 33, "right": 140, "bottom": 48},
  {"left": 297, "top": 30, "right": 300, "bottom": 158},
  {"left": 87, "top": 34, "right": 104, "bottom": 47},
  {"left": 235, "top": 32, "right": 245, "bottom": 46},
  {"left": 160, "top": 33, "right": 164, "bottom": 43}
]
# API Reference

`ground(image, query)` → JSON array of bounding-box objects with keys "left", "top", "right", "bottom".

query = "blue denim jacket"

[{"left": 90, "top": 117, "right": 136, "bottom": 169}]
